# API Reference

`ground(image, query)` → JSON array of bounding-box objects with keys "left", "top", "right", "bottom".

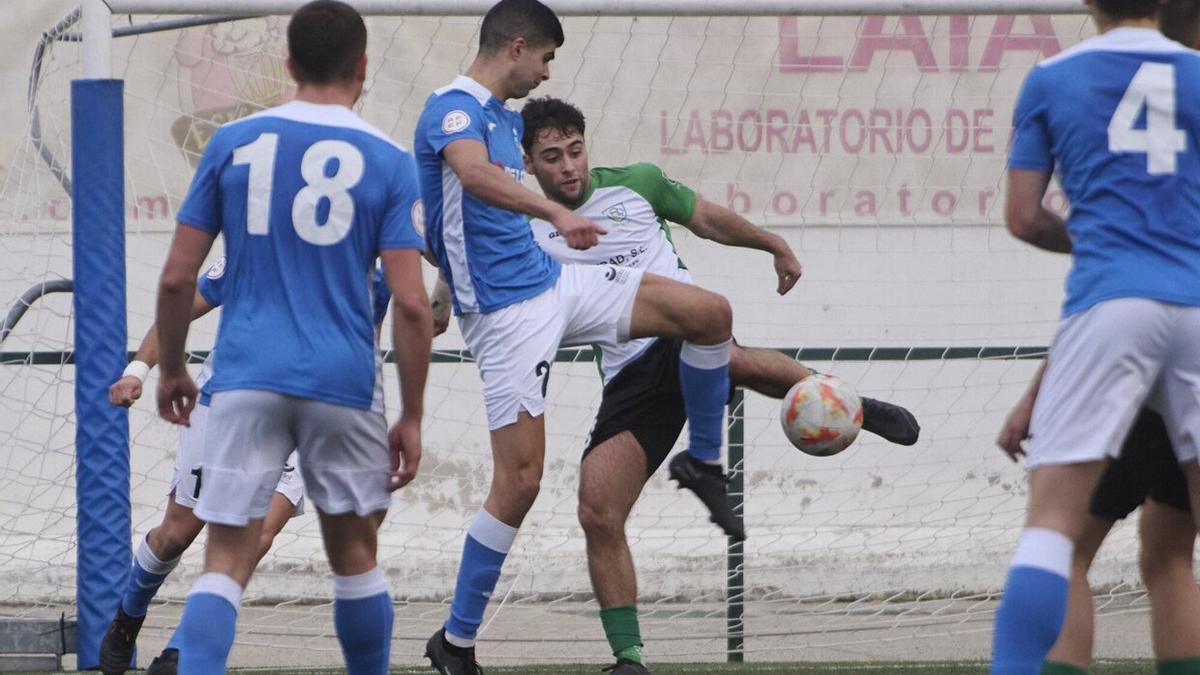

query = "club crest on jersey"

[
  {"left": 411, "top": 199, "right": 426, "bottom": 237},
  {"left": 205, "top": 256, "right": 227, "bottom": 279},
  {"left": 442, "top": 110, "right": 471, "bottom": 134},
  {"left": 603, "top": 203, "right": 628, "bottom": 223}
]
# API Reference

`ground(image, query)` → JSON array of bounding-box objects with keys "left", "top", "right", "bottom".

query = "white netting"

[{"left": 0, "top": 7, "right": 1151, "bottom": 668}]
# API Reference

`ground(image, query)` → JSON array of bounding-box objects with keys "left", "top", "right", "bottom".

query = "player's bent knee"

[
  {"left": 151, "top": 519, "right": 203, "bottom": 560},
  {"left": 682, "top": 291, "right": 732, "bottom": 344},
  {"left": 490, "top": 467, "right": 543, "bottom": 521},
  {"left": 577, "top": 498, "right": 625, "bottom": 542}
]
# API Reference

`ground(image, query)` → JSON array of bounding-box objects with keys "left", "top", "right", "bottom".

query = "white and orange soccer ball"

[{"left": 780, "top": 374, "right": 863, "bottom": 457}]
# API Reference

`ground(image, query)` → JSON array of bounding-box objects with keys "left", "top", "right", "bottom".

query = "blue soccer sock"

[
  {"left": 992, "top": 528, "right": 1073, "bottom": 675},
  {"left": 176, "top": 573, "right": 241, "bottom": 674},
  {"left": 120, "top": 535, "right": 180, "bottom": 618},
  {"left": 333, "top": 567, "right": 394, "bottom": 675},
  {"left": 444, "top": 509, "right": 518, "bottom": 648},
  {"left": 679, "top": 339, "right": 732, "bottom": 463}
]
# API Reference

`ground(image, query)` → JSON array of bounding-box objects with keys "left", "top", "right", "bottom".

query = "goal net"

[{"left": 0, "top": 3, "right": 1141, "bottom": 668}]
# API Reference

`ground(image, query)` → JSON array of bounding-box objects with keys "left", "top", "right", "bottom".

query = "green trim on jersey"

[{"left": 577, "top": 162, "right": 696, "bottom": 270}]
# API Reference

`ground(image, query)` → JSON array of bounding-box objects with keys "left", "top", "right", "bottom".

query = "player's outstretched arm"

[
  {"left": 382, "top": 247, "right": 432, "bottom": 490},
  {"left": 110, "top": 291, "right": 216, "bottom": 407},
  {"left": 683, "top": 197, "right": 802, "bottom": 295},
  {"left": 997, "top": 359, "right": 1049, "bottom": 461},
  {"left": 155, "top": 224, "right": 216, "bottom": 426},
  {"left": 1006, "top": 169, "right": 1072, "bottom": 254},
  {"left": 442, "top": 138, "right": 605, "bottom": 250}
]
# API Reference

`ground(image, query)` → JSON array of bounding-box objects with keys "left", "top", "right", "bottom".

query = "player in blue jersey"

[
  {"left": 1001, "top": 364, "right": 1200, "bottom": 675},
  {"left": 153, "top": 3, "right": 431, "bottom": 674},
  {"left": 992, "top": 1, "right": 1200, "bottom": 673},
  {"left": 98, "top": 259, "right": 395, "bottom": 675},
  {"left": 416, "top": 2, "right": 751, "bottom": 672}
]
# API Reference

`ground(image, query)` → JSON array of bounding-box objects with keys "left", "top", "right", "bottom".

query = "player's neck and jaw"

[
  {"left": 286, "top": 53, "right": 367, "bottom": 109},
  {"left": 466, "top": 37, "right": 554, "bottom": 102}
]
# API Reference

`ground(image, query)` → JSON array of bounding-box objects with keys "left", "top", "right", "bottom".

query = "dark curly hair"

[
  {"left": 520, "top": 97, "right": 586, "bottom": 153},
  {"left": 287, "top": 0, "right": 367, "bottom": 85},
  {"left": 1095, "top": 0, "right": 1167, "bottom": 20},
  {"left": 480, "top": 0, "right": 564, "bottom": 55},
  {"left": 1161, "top": 0, "right": 1200, "bottom": 46}
]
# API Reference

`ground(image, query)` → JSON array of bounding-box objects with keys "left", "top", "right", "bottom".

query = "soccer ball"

[{"left": 780, "top": 374, "right": 863, "bottom": 457}]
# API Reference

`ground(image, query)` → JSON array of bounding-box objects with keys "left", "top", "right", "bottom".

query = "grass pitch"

[{"left": 208, "top": 660, "right": 1155, "bottom": 674}]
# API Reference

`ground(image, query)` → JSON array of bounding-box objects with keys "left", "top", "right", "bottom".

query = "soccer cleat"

[
  {"left": 144, "top": 648, "right": 178, "bottom": 675},
  {"left": 860, "top": 397, "right": 920, "bottom": 446},
  {"left": 425, "top": 628, "right": 484, "bottom": 675},
  {"left": 603, "top": 658, "right": 651, "bottom": 674},
  {"left": 98, "top": 606, "right": 144, "bottom": 675},
  {"left": 668, "top": 453, "right": 745, "bottom": 542}
]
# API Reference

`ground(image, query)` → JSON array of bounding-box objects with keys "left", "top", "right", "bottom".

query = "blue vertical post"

[{"left": 71, "top": 78, "right": 129, "bottom": 670}]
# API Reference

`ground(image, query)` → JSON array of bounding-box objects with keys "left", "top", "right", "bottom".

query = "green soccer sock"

[
  {"left": 600, "top": 605, "right": 643, "bottom": 664},
  {"left": 1159, "top": 657, "right": 1200, "bottom": 675},
  {"left": 1041, "top": 661, "right": 1088, "bottom": 675}
]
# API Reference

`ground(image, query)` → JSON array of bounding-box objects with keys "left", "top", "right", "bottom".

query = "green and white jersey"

[{"left": 531, "top": 162, "right": 697, "bottom": 384}]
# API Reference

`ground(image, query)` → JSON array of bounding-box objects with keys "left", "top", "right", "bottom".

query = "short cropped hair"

[
  {"left": 521, "top": 97, "right": 586, "bottom": 153},
  {"left": 1161, "top": 0, "right": 1200, "bottom": 47},
  {"left": 287, "top": 0, "right": 367, "bottom": 85},
  {"left": 1095, "top": 0, "right": 1166, "bottom": 20},
  {"left": 479, "top": 0, "right": 564, "bottom": 55}
]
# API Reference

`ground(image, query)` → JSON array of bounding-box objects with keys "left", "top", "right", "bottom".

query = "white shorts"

[
  {"left": 1027, "top": 298, "right": 1200, "bottom": 468},
  {"left": 170, "top": 405, "right": 306, "bottom": 515},
  {"left": 460, "top": 264, "right": 644, "bottom": 430},
  {"left": 195, "top": 389, "right": 390, "bottom": 526}
]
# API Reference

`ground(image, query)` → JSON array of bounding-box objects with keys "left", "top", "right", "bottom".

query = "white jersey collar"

[
  {"left": 233, "top": 100, "right": 407, "bottom": 152},
  {"left": 1039, "top": 26, "right": 1191, "bottom": 67}
]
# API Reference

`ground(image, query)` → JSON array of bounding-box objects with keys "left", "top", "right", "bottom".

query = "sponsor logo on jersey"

[
  {"left": 602, "top": 265, "right": 633, "bottom": 284},
  {"left": 603, "top": 203, "right": 628, "bottom": 223},
  {"left": 442, "top": 110, "right": 471, "bottom": 134}
]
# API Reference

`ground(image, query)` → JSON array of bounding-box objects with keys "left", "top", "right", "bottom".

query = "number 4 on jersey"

[{"left": 1108, "top": 62, "right": 1187, "bottom": 175}]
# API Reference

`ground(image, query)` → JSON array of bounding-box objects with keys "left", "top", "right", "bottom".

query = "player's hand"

[
  {"left": 997, "top": 395, "right": 1035, "bottom": 462},
  {"left": 774, "top": 251, "right": 802, "bottom": 295},
  {"left": 551, "top": 208, "right": 607, "bottom": 250},
  {"left": 156, "top": 371, "right": 198, "bottom": 426},
  {"left": 388, "top": 416, "right": 422, "bottom": 490},
  {"left": 109, "top": 375, "right": 144, "bottom": 407}
]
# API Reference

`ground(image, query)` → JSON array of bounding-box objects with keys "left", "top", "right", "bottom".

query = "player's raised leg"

[
  {"left": 728, "top": 345, "right": 919, "bottom": 446},
  {"left": 625, "top": 273, "right": 742, "bottom": 537}
]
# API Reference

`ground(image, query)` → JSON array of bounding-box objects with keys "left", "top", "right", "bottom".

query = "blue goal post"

[{"left": 72, "top": 0, "right": 129, "bottom": 668}]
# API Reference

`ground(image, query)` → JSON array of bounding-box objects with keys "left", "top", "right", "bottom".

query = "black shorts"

[
  {"left": 1089, "top": 408, "right": 1190, "bottom": 520},
  {"left": 583, "top": 338, "right": 686, "bottom": 476}
]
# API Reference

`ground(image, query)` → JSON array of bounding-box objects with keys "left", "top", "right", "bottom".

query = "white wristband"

[{"left": 122, "top": 360, "right": 151, "bottom": 383}]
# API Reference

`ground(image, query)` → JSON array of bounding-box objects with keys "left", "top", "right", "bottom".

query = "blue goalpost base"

[{"left": 71, "top": 78, "right": 131, "bottom": 670}]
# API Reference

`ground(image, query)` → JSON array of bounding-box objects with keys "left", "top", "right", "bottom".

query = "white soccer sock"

[
  {"left": 188, "top": 572, "right": 244, "bottom": 613},
  {"left": 137, "top": 534, "right": 181, "bottom": 576},
  {"left": 333, "top": 567, "right": 389, "bottom": 601},
  {"left": 1011, "top": 527, "right": 1073, "bottom": 577}
]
